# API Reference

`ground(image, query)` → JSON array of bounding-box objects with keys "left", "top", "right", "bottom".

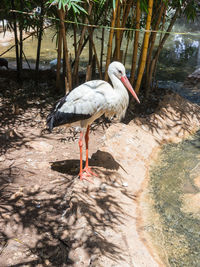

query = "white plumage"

[{"left": 47, "top": 61, "right": 140, "bottom": 181}]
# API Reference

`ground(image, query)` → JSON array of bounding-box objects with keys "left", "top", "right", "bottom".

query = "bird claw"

[
  {"left": 79, "top": 172, "right": 94, "bottom": 183},
  {"left": 83, "top": 167, "right": 98, "bottom": 177},
  {"left": 79, "top": 167, "right": 97, "bottom": 183}
]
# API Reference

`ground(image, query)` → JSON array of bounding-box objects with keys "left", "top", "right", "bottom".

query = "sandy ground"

[{"left": 0, "top": 74, "right": 200, "bottom": 267}]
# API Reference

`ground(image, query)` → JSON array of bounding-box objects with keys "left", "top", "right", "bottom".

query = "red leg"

[
  {"left": 78, "top": 129, "right": 93, "bottom": 182},
  {"left": 78, "top": 131, "right": 83, "bottom": 178},
  {"left": 83, "top": 126, "right": 97, "bottom": 178},
  {"left": 85, "top": 125, "right": 90, "bottom": 169}
]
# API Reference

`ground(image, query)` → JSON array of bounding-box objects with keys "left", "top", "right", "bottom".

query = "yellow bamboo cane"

[
  {"left": 104, "top": 0, "right": 119, "bottom": 81},
  {"left": 130, "top": 0, "right": 140, "bottom": 85},
  {"left": 134, "top": 0, "right": 154, "bottom": 94}
]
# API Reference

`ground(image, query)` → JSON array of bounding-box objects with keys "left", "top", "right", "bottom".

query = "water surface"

[{"left": 146, "top": 131, "right": 200, "bottom": 266}]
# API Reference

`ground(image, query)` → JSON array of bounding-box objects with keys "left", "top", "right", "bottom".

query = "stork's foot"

[
  {"left": 79, "top": 167, "right": 97, "bottom": 183},
  {"left": 83, "top": 166, "right": 98, "bottom": 177},
  {"left": 79, "top": 171, "right": 94, "bottom": 183}
]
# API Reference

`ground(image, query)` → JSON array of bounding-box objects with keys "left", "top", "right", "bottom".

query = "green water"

[{"left": 148, "top": 131, "right": 200, "bottom": 266}]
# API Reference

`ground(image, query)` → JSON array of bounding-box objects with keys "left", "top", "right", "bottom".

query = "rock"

[
  {"left": 194, "top": 176, "right": 200, "bottom": 189},
  {"left": 25, "top": 141, "right": 53, "bottom": 152},
  {"left": 68, "top": 247, "right": 90, "bottom": 266},
  {"left": 30, "top": 184, "right": 40, "bottom": 194},
  {"left": 122, "top": 182, "right": 128, "bottom": 187},
  {"left": 10, "top": 190, "right": 24, "bottom": 200},
  {"left": 100, "top": 183, "right": 107, "bottom": 192},
  {"left": 36, "top": 161, "right": 50, "bottom": 169},
  {"left": 181, "top": 192, "right": 200, "bottom": 219},
  {"left": 0, "top": 155, "right": 6, "bottom": 162}
]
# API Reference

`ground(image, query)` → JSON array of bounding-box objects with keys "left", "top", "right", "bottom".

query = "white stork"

[{"left": 47, "top": 61, "right": 140, "bottom": 181}]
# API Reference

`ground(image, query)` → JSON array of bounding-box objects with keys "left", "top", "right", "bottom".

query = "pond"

[
  {"left": 157, "top": 17, "right": 200, "bottom": 82},
  {"left": 0, "top": 17, "right": 200, "bottom": 82},
  {"left": 144, "top": 131, "right": 200, "bottom": 266},
  {"left": 144, "top": 18, "right": 200, "bottom": 265}
]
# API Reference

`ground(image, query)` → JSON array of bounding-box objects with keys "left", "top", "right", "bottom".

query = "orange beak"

[{"left": 121, "top": 75, "right": 140, "bottom": 104}]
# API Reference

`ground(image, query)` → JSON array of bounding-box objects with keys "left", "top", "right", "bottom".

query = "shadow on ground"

[{"left": 0, "top": 152, "right": 135, "bottom": 266}]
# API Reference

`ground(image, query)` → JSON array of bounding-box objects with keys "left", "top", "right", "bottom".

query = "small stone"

[
  {"left": 25, "top": 141, "right": 53, "bottom": 152},
  {"left": 122, "top": 182, "right": 128, "bottom": 187},
  {"left": 100, "top": 183, "right": 107, "bottom": 192},
  {"left": 194, "top": 176, "right": 200, "bottom": 189},
  {"left": 30, "top": 184, "right": 40, "bottom": 194},
  {"left": 2, "top": 213, "right": 10, "bottom": 220},
  {"left": 10, "top": 191, "right": 24, "bottom": 200},
  {"left": 68, "top": 247, "right": 90, "bottom": 266},
  {"left": 0, "top": 155, "right": 6, "bottom": 161},
  {"left": 44, "top": 259, "right": 50, "bottom": 265},
  {"left": 113, "top": 181, "right": 120, "bottom": 187}
]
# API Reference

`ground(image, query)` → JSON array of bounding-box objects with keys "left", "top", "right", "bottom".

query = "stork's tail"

[{"left": 46, "top": 113, "right": 54, "bottom": 132}]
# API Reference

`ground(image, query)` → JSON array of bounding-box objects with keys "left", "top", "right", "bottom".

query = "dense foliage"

[{"left": 0, "top": 0, "right": 199, "bottom": 95}]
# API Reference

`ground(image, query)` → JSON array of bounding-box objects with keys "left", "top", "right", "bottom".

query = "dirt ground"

[{"left": 1, "top": 73, "right": 200, "bottom": 267}]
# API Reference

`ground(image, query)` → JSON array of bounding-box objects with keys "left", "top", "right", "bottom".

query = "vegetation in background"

[{"left": 0, "top": 0, "right": 199, "bottom": 97}]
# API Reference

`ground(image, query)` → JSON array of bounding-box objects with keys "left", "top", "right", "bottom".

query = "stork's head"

[{"left": 108, "top": 61, "right": 140, "bottom": 104}]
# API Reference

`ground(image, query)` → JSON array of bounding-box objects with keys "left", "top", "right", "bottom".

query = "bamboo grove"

[{"left": 0, "top": 0, "right": 199, "bottom": 97}]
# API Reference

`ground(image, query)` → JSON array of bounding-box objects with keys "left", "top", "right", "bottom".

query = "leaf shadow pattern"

[
  {"left": 134, "top": 92, "right": 200, "bottom": 145},
  {"left": 0, "top": 150, "right": 135, "bottom": 266}
]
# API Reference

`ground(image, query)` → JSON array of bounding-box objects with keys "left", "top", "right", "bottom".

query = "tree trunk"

[
  {"left": 104, "top": 0, "right": 119, "bottom": 81},
  {"left": 100, "top": 0, "right": 109, "bottom": 74},
  {"left": 148, "top": 6, "right": 181, "bottom": 95},
  {"left": 35, "top": 1, "right": 44, "bottom": 85},
  {"left": 73, "top": 2, "right": 93, "bottom": 86},
  {"left": 73, "top": 24, "right": 77, "bottom": 57},
  {"left": 145, "top": 2, "right": 166, "bottom": 91},
  {"left": 58, "top": 8, "right": 72, "bottom": 93},
  {"left": 100, "top": 27, "right": 105, "bottom": 74},
  {"left": 115, "top": 1, "right": 121, "bottom": 61},
  {"left": 119, "top": 0, "right": 133, "bottom": 45},
  {"left": 11, "top": 0, "right": 20, "bottom": 83},
  {"left": 89, "top": 32, "right": 102, "bottom": 79},
  {"left": 56, "top": 27, "right": 62, "bottom": 91},
  {"left": 123, "top": 31, "right": 130, "bottom": 65},
  {"left": 19, "top": 26, "right": 23, "bottom": 72},
  {"left": 130, "top": 0, "right": 140, "bottom": 85},
  {"left": 134, "top": 0, "right": 154, "bottom": 94}
]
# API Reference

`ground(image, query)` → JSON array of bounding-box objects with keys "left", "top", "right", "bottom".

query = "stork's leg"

[
  {"left": 78, "top": 131, "right": 83, "bottom": 178},
  {"left": 78, "top": 130, "right": 93, "bottom": 182},
  {"left": 83, "top": 126, "right": 97, "bottom": 177}
]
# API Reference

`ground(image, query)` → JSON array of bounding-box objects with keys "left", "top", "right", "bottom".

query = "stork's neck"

[{"left": 109, "top": 73, "right": 126, "bottom": 92}]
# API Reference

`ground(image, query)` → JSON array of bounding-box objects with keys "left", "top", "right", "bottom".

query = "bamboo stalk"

[
  {"left": 100, "top": 0, "right": 109, "bottom": 74},
  {"left": 19, "top": 0, "right": 24, "bottom": 72},
  {"left": 130, "top": 0, "right": 140, "bottom": 85},
  {"left": 145, "top": 2, "right": 166, "bottom": 90},
  {"left": 104, "top": 0, "right": 119, "bottom": 81},
  {"left": 134, "top": 0, "right": 154, "bottom": 94},
  {"left": 73, "top": 2, "right": 93, "bottom": 86},
  {"left": 119, "top": 0, "right": 133, "bottom": 45},
  {"left": 89, "top": 32, "right": 102, "bottom": 79},
  {"left": 58, "top": 8, "right": 72, "bottom": 92},
  {"left": 56, "top": 26, "right": 62, "bottom": 91},
  {"left": 11, "top": 0, "right": 20, "bottom": 83},
  {"left": 123, "top": 30, "right": 130, "bottom": 65},
  {"left": 73, "top": 24, "right": 77, "bottom": 57},
  {"left": 115, "top": 1, "right": 121, "bottom": 61},
  {"left": 150, "top": 6, "right": 181, "bottom": 89},
  {"left": 35, "top": 1, "right": 44, "bottom": 84},
  {"left": 100, "top": 27, "right": 104, "bottom": 73}
]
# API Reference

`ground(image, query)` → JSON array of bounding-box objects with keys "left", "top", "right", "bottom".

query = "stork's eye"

[{"left": 118, "top": 70, "right": 122, "bottom": 74}]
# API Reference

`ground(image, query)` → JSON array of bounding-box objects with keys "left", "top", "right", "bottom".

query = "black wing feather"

[{"left": 46, "top": 94, "right": 91, "bottom": 131}]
